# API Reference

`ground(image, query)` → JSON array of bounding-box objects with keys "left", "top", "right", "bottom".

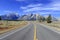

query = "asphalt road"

[
  {"left": 0, "top": 22, "right": 34, "bottom": 40},
  {"left": 0, "top": 22, "right": 60, "bottom": 40},
  {"left": 36, "top": 23, "right": 60, "bottom": 40}
]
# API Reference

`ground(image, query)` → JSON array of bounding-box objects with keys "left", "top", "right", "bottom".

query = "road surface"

[
  {"left": 0, "top": 21, "right": 60, "bottom": 40},
  {"left": 36, "top": 23, "right": 60, "bottom": 40}
]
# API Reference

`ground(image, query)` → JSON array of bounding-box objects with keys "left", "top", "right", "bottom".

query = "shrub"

[{"left": 47, "top": 14, "right": 52, "bottom": 23}]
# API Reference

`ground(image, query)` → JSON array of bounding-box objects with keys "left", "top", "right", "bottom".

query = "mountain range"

[{"left": 0, "top": 13, "right": 58, "bottom": 21}]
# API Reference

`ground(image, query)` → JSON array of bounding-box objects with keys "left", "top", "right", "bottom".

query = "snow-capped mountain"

[
  {"left": 18, "top": 14, "right": 36, "bottom": 20},
  {"left": 52, "top": 17, "right": 58, "bottom": 21},
  {"left": 18, "top": 14, "right": 41, "bottom": 20},
  {"left": 1, "top": 13, "right": 19, "bottom": 20},
  {"left": 1, "top": 13, "right": 58, "bottom": 21}
]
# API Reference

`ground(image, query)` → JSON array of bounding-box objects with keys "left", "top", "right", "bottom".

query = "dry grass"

[
  {"left": 0, "top": 21, "right": 28, "bottom": 34},
  {"left": 41, "top": 21, "right": 60, "bottom": 31}
]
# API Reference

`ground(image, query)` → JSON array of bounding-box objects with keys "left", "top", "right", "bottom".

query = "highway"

[
  {"left": 36, "top": 23, "right": 60, "bottom": 40},
  {"left": 0, "top": 21, "right": 60, "bottom": 40}
]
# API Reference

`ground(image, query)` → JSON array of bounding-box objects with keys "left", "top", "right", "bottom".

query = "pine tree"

[
  {"left": 39, "top": 16, "right": 45, "bottom": 22},
  {"left": 47, "top": 14, "right": 52, "bottom": 23}
]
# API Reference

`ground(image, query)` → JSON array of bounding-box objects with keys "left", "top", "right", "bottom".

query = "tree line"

[
  {"left": 39, "top": 14, "right": 52, "bottom": 23},
  {"left": 0, "top": 14, "right": 52, "bottom": 23}
]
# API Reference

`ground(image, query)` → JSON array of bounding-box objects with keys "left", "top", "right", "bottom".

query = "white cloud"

[
  {"left": 24, "top": 7, "right": 41, "bottom": 12},
  {"left": 27, "top": 4, "right": 42, "bottom": 8},
  {"left": 23, "top": 6, "right": 60, "bottom": 12},
  {"left": 22, "top": 3, "right": 60, "bottom": 12},
  {"left": 20, "top": 0, "right": 60, "bottom": 15},
  {"left": 40, "top": 12, "right": 51, "bottom": 14},
  {"left": 49, "top": 3, "right": 60, "bottom": 10},
  {"left": 20, "top": 4, "right": 42, "bottom": 9}
]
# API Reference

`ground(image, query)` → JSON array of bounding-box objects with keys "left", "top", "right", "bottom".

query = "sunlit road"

[
  {"left": 36, "top": 23, "right": 60, "bottom": 40},
  {"left": 0, "top": 21, "right": 60, "bottom": 40}
]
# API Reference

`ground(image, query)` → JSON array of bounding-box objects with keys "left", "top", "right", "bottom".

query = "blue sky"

[{"left": 0, "top": 0, "right": 60, "bottom": 20}]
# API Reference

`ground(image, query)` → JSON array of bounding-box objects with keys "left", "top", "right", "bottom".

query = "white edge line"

[
  {"left": 39, "top": 23, "right": 60, "bottom": 34},
  {"left": 0, "top": 22, "right": 30, "bottom": 39}
]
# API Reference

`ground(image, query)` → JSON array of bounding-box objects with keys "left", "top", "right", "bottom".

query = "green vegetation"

[
  {"left": 46, "top": 14, "right": 52, "bottom": 23},
  {"left": 39, "top": 16, "right": 45, "bottom": 22},
  {"left": 39, "top": 14, "right": 52, "bottom": 23}
]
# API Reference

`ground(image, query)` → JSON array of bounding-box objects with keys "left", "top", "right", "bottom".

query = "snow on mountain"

[{"left": 1, "top": 13, "right": 19, "bottom": 20}]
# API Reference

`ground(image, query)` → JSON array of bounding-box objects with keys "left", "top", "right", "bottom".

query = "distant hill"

[
  {"left": 0, "top": 13, "right": 58, "bottom": 21},
  {"left": 18, "top": 14, "right": 36, "bottom": 20},
  {"left": 18, "top": 14, "right": 42, "bottom": 21},
  {"left": 1, "top": 13, "right": 19, "bottom": 20},
  {"left": 52, "top": 17, "right": 58, "bottom": 21}
]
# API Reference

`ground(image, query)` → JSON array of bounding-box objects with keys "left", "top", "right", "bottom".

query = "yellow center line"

[{"left": 34, "top": 24, "right": 38, "bottom": 40}]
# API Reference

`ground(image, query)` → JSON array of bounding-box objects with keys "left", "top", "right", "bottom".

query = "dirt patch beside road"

[{"left": 0, "top": 21, "right": 28, "bottom": 34}]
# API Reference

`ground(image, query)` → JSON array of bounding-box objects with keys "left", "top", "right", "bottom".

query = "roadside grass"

[
  {"left": 0, "top": 20, "right": 28, "bottom": 34},
  {"left": 40, "top": 21, "right": 60, "bottom": 31}
]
